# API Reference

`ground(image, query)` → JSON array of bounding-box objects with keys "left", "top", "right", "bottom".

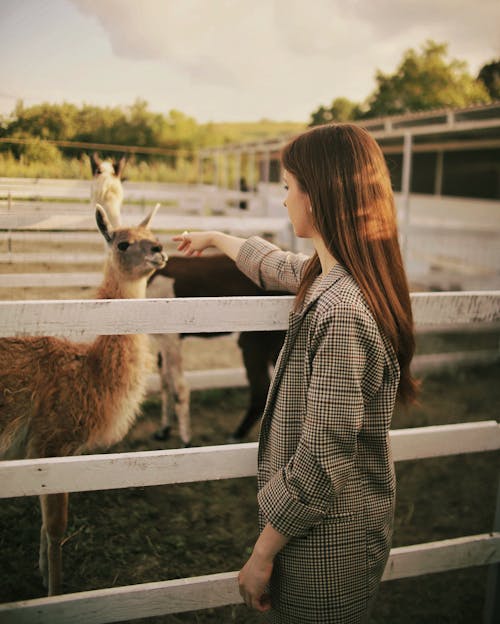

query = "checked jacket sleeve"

[{"left": 236, "top": 236, "right": 309, "bottom": 293}]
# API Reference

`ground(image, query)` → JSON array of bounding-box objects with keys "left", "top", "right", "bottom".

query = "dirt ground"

[{"left": 0, "top": 361, "right": 499, "bottom": 623}]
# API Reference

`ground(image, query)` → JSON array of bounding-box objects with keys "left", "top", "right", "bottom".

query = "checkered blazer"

[{"left": 236, "top": 237, "right": 400, "bottom": 624}]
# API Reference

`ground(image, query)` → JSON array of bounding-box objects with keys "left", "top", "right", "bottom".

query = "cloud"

[
  {"left": 65, "top": 0, "right": 499, "bottom": 121},
  {"left": 71, "top": 0, "right": 499, "bottom": 81},
  {"left": 71, "top": 0, "right": 276, "bottom": 87},
  {"left": 347, "top": 0, "right": 500, "bottom": 42}
]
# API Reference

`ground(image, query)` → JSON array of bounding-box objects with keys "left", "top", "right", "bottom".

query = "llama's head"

[
  {"left": 91, "top": 152, "right": 127, "bottom": 179},
  {"left": 96, "top": 203, "right": 167, "bottom": 279}
]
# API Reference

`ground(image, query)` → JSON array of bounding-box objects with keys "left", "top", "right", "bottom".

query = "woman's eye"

[
  {"left": 283, "top": 184, "right": 289, "bottom": 191},
  {"left": 117, "top": 241, "right": 130, "bottom": 251}
]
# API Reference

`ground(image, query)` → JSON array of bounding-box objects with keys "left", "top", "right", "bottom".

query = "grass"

[
  {"left": 0, "top": 358, "right": 499, "bottom": 623},
  {"left": 0, "top": 153, "right": 199, "bottom": 184}
]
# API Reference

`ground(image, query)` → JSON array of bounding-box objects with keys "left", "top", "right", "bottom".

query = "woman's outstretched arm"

[{"left": 173, "top": 230, "right": 245, "bottom": 261}]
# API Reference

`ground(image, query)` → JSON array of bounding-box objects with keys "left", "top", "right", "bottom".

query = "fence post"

[
  {"left": 483, "top": 474, "right": 500, "bottom": 623},
  {"left": 400, "top": 132, "right": 413, "bottom": 267}
]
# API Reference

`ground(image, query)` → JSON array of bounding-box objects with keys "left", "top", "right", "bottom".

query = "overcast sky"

[{"left": 0, "top": 0, "right": 498, "bottom": 123}]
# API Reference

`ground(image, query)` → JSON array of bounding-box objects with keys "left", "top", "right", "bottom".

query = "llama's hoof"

[
  {"left": 226, "top": 434, "right": 243, "bottom": 444},
  {"left": 153, "top": 426, "right": 171, "bottom": 441},
  {"left": 183, "top": 441, "right": 192, "bottom": 448}
]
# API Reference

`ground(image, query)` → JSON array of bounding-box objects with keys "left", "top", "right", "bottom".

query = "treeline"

[
  {"left": 0, "top": 100, "right": 304, "bottom": 163},
  {"left": 0, "top": 100, "right": 306, "bottom": 180},
  {"left": 0, "top": 40, "right": 498, "bottom": 181},
  {"left": 0, "top": 100, "right": 305, "bottom": 180},
  {"left": 309, "top": 41, "right": 499, "bottom": 125}
]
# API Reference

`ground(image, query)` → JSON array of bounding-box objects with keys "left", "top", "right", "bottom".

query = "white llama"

[
  {"left": 0, "top": 204, "right": 166, "bottom": 596},
  {"left": 90, "top": 152, "right": 126, "bottom": 228}
]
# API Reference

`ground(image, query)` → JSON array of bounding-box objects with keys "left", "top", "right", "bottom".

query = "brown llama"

[
  {"left": 90, "top": 152, "right": 126, "bottom": 228},
  {"left": 146, "top": 255, "right": 286, "bottom": 446},
  {"left": 0, "top": 204, "right": 166, "bottom": 596}
]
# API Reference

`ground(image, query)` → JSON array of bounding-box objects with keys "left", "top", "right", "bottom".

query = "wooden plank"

[
  {"left": 0, "top": 273, "right": 102, "bottom": 288},
  {"left": 382, "top": 533, "right": 500, "bottom": 581},
  {"left": 0, "top": 534, "right": 498, "bottom": 623},
  {"left": 1, "top": 422, "right": 498, "bottom": 498},
  {"left": 0, "top": 571, "right": 241, "bottom": 623},
  {"left": 410, "top": 291, "right": 500, "bottom": 329},
  {"left": 0, "top": 443, "right": 259, "bottom": 498},
  {"left": 0, "top": 296, "right": 294, "bottom": 338},
  {"left": 0, "top": 214, "right": 289, "bottom": 234},
  {"left": 390, "top": 421, "right": 500, "bottom": 462},
  {"left": 411, "top": 350, "right": 500, "bottom": 373},
  {"left": 0, "top": 292, "right": 499, "bottom": 338},
  {"left": 0, "top": 178, "right": 251, "bottom": 203},
  {"left": 0, "top": 232, "right": 102, "bottom": 243},
  {"left": 146, "top": 368, "right": 248, "bottom": 394},
  {"left": 0, "top": 253, "right": 104, "bottom": 265}
]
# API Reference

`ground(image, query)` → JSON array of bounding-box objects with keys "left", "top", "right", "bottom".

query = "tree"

[
  {"left": 478, "top": 59, "right": 500, "bottom": 100},
  {"left": 309, "top": 97, "right": 362, "bottom": 126},
  {"left": 365, "top": 40, "right": 491, "bottom": 117},
  {"left": 6, "top": 101, "right": 79, "bottom": 140}
]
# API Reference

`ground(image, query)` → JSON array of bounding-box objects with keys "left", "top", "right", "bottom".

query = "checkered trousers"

[{"left": 236, "top": 237, "right": 400, "bottom": 624}]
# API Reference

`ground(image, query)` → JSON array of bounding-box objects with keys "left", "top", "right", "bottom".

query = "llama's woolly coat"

[{"left": 236, "top": 237, "right": 400, "bottom": 624}]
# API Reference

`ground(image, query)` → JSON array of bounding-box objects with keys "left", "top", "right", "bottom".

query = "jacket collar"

[{"left": 294, "top": 262, "right": 350, "bottom": 319}]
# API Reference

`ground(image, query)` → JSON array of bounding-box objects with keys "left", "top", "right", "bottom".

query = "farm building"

[{"left": 198, "top": 102, "right": 500, "bottom": 200}]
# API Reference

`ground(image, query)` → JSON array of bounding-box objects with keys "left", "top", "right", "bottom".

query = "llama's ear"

[
  {"left": 139, "top": 203, "right": 160, "bottom": 229},
  {"left": 96, "top": 205, "right": 113, "bottom": 243},
  {"left": 91, "top": 152, "right": 101, "bottom": 176},
  {"left": 115, "top": 155, "right": 127, "bottom": 179}
]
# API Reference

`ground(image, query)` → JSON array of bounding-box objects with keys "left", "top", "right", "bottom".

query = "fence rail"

[
  {"left": 0, "top": 292, "right": 499, "bottom": 339},
  {"left": 0, "top": 214, "right": 289, "bottom": 235},
  {"left": 0, "top": 292, "right": 499, "bottom": 622},
  {"left": 1, "top": 534, "right": 499, "bottom": 624},
  {"left": 0, "top": 178, "right": 252, "bottom": 205},
  {"left": 1, "top": 421, "right": 498, "bottom": 498}
]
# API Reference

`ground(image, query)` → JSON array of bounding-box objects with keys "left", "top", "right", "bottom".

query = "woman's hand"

[
  {"left": 237, "top": 523, "right": 289, "bottom": 612},
  {"left": 172, "top": 231, "right": 246, "bottom": 261},
  {"left": 238, "top": 551, "right": 273, "bottom": 612},
  {"left": 172, "top": 231, "right": 216, "bottom": 256}
]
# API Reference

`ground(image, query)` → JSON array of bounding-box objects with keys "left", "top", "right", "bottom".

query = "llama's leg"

[
  {"left": 154, "top": 349, "right": 174, "bottom": 440},
  {"left": 39, "top": 492, "right": 68, "bottom": 595},
  {"left": 148, "top": 276, "right": 178, "bottom": 441},
  {"left": 39, "top": 521, "right": 48, "bottom": 587},
  {"left": 171, "top": 361, "right": 191, "bottom": 447},
  {"left": 153, "top": 335, "right": 191, "bottom": 445},
  {"left": 163, "top": 335, "right": 191, "bottom": 446}
]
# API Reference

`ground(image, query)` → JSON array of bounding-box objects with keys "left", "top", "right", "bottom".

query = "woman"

[{"left": 174, "top": 123, "right": 418, "bottom": 623}]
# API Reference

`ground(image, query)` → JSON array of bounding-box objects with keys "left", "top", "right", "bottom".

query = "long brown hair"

[{"left": 282, "top": 123, "right": 418, "bottom": 404}]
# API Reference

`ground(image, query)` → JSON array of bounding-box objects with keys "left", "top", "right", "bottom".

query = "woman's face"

[{"left": 283, "top": 170, "right": 315, "bottom": 238}]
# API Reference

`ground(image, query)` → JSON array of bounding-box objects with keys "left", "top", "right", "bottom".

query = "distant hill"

[{"left": 206, "top": 120, "right": 306, "bottom": 145}]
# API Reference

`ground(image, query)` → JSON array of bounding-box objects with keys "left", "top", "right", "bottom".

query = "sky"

[{"left": 0, "top": 0, "right": 499, "bottom": 123}]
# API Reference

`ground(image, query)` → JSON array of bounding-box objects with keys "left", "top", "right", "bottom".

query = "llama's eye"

[
  {"left": 151, "top": 245, "right": 162, "bottom": 253},
  {"left": 117, "top": 241, "right": 130, "bottom": 251}
]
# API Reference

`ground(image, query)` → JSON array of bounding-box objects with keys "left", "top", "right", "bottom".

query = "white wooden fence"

[
  {"left": 0, "top": 178, "right": 258, "bottom": 212},
  {"left": 0, "top": 291, "right": 499, "bottom": 623}
]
